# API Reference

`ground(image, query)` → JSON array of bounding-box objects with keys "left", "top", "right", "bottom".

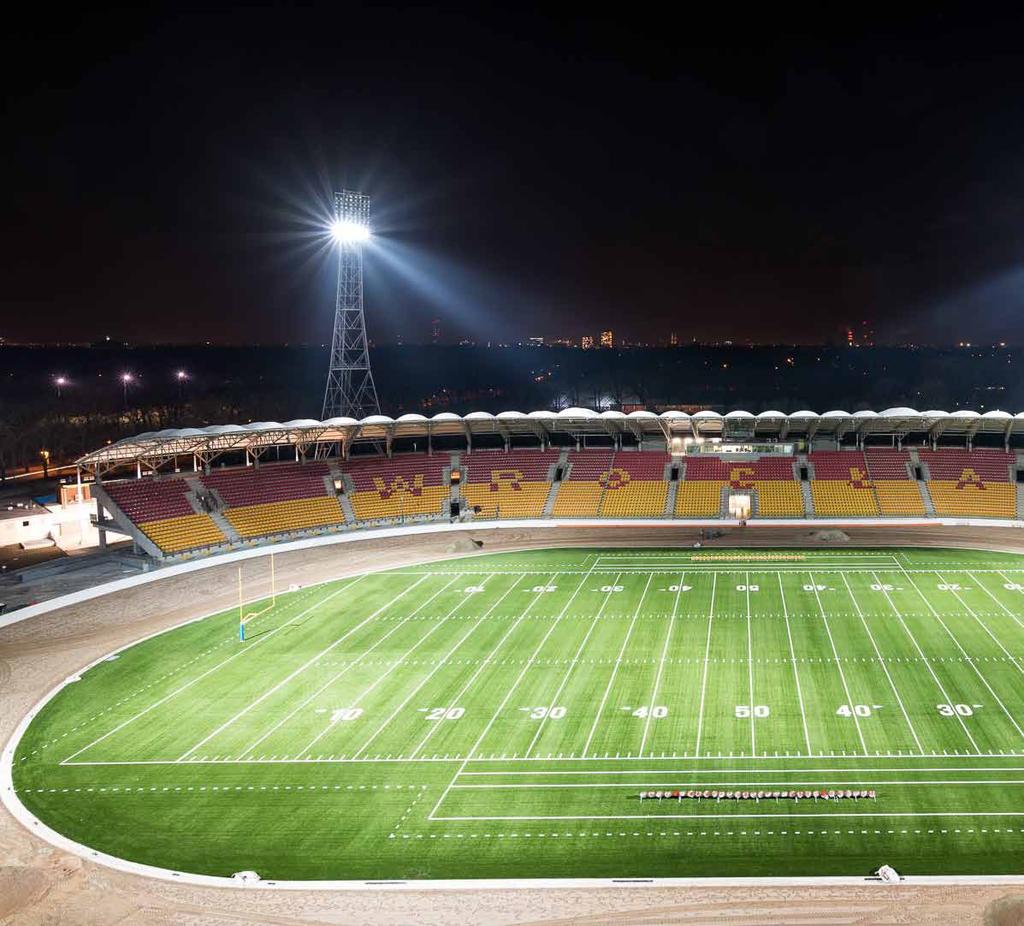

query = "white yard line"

[
  {"left": 405, "top": 574, "right": 567, "bottom": 761},
  {"left": 973, "top": 572, "right": 1024, "bottom": 633},
  {"left": 871, "top": 570, "right": 982, "bottom": 754},
  {"left": 839, "top": 573, "right": 924, "bottom": 753},
  {"left": 60, "top": 575, "right": 368, "bottom": 765},
  {"left": 936, "top": 570, "right": 1024, "bottom": 680},
  {"left": 60, "top": 750, "right": 1024, "bottom": 767},
  {"left": 460, "top": 764, "right": 1024, "bottom": 775},
  {"left": 745, "top": 571, "right": 756, "bottom": 757},
  {"left": 451, "top": 779, "right": 1024, "bottom": 789},
  {"left": 426, "top": 562, "right": 603, "bottom": 819},
  {"left": 175, "top": 575, "right": 432, "bottom": 761},
  {"left": 238, "top": 576, "right": 461, "bottom": 758},
  {"left": 638, "top": 573, "right": 674, "bottom": 757},
  {"left": 896, "top": 569, "right": 1024, "bottom": 746},
  {"left": 808, "top": 572, "right": 868, "bottom": 755},
  {"left": 293, "top": 575, "right": 484, "bottom": 759},
  {"left": 523, "top": 573, "right": 624, "bottom": 758},
  {"left": 777, "top": 573, "right": 812, "bottom": 756},
  {"left": 349, "top": 576, "right": 533, "bottom": 759},
  {"left": 434, "top": 810, "right": 1024, "bottom": 822},
  {"left": 580, "top": 581, "right": 646, "bottom": 758},
  {"left": 692, "top": 573, "right": 718, "bottom": 758}
]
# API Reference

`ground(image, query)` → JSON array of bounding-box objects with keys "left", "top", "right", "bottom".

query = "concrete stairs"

[
  {"left": 798, "top": 458, "right": 814, "bottom": 517},
  {"left": 664, "top": 460, "right": 679, "bottom": 517},
  {"left": 183, "top": 475, "right": 240, "bottom": 542},
  {"left": 541, "top": 450, "right": 569, "bottom": 517},
  {"left": 908, "top": 451, "right": 936, "bottom": 516}
]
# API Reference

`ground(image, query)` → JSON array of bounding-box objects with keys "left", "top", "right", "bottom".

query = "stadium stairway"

[
  {"left": 663, "top": 462, "right": 679, "bottom": 517},
  {"left": 909, "top": 450, "right": 937, "bottom": 516},
  {"left": 182, "top": 475, "right": 239, "bottom": 543},
  {"left": 799, "top": 460, "right": 815, "bottom": 516},
  {"left": 541, "top": 450, "right": 568, "bottom": 516},
  {"left": 325, "top": 462, "right": 356, "bottom": 524}
]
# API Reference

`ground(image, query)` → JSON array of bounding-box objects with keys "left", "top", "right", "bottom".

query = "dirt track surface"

[{"left": 6, "top": 523, "right": 1024, "bottom": 925}]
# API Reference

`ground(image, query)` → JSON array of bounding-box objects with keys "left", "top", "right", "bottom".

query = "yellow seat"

[
  {"left": 675, "top": 481, "right": 725, "bottom": 517},
  {"left": 140, "top": 514, "right": 225, "bottom": 552}
]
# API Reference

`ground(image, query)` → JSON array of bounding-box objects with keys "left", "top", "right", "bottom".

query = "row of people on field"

[{"left": 638, "top": 788, "right": 877, "bottom": 801}]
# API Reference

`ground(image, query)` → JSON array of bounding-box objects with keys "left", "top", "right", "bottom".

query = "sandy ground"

[{"left": 6, "top": 523, "right": 1024, "bottom": 925}]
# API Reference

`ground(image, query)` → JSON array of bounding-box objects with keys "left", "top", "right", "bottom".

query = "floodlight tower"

[{"left": 322, "top": 189, "right": 380, "bottom": 419}]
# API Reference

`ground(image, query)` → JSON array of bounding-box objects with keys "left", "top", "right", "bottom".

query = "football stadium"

[
  {"left": 11, "top": 408, "right": 1024, "bottom": 895},
  {"left": 9, "top": 10, "right": 1024, "bottom": 921}
]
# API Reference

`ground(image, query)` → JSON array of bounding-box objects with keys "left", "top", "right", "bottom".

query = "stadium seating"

[
  {"left": 461, "top": 449, "right": 557, "bottom": 519},
  {"left": 551, "top": 450, "right": 614, "bottom": 517},
  {"left": 677, "top": 456, "right": 803, "bottom": 517},
  {"left": 598, "top": 452, "right": 669, "bottom": 516},
  {"left": 202, "top": 462, "right": 345, "bottom": 538},
  {"left": 105, "top": 477, "right": 227, "bottom": 553},
  {"left": 809, "top": 451, "right": 879, "bottom": 516},
  {"left": 344, "top": 454, "right": 449, "bottom": 521},
  {"left": 139, "top": 513, "right": 226, "bottom": 553},
  {"left": 920, "top": 449, "right": 1017, "bottom": 518},
  {"left": 864, "top": 450, "right": 926, "bottom": 516}
]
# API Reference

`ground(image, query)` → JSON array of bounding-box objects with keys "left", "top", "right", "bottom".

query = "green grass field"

[{"left": 15, "top": 546, "right": 1024, "bottom": 881}]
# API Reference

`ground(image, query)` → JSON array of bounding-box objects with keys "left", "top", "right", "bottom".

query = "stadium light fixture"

[
  {"left": 330, "top": 219, "right": 371, "bottom": 244},
  {"left": 175, "top": 369, "right": 188, "bottom": 381}
]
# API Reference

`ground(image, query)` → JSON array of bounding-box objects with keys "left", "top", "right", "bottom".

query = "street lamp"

[
  {"left": 39, "top": 449, "right": 50, "bottom": 478},
  {"left": 120, "top": 372, "right": 134, "bottom": 404},
  {"left": 175, "top": 369, "right": 188, "bottom": 401},
  {"left": 54, "top": 375, "right": 67, "bottom": 399}
]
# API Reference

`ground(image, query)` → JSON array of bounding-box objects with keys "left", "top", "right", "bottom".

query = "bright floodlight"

[{"left": 330, "top": 219, "right": 371, "bottom": 244}]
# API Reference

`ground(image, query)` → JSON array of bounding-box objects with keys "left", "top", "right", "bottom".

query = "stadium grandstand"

[{"left": 77, "top": 406, "right": 1024, "bottom": 558}]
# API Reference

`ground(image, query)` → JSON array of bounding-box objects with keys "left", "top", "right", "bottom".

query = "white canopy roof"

[{"left": 77, "top": 406, "right": 1024, "bottom": 472}]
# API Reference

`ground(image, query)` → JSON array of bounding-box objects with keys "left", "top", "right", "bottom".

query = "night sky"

[{"left": 4, "top": 6, "right": 1024, "bottom": 346}]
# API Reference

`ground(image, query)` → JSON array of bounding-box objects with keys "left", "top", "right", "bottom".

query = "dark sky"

[{"left": 4, "top": 6, "right": 1024, "bottom": 346}]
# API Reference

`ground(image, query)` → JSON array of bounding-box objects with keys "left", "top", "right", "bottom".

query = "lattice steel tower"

[{"left": 322, "top": 189, "right": 380, "bottom": 419}]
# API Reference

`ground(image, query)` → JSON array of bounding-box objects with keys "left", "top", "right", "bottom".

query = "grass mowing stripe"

[
  {"left": 871, "top": 569, "right": 982, "bottom": 754},
  {"left": 293, "top": 574, "right": 479, "bottom": 759},
  {"left": 808, "top": 571, "right": 868, "bottom": 755},
  {"left": 524, "top": 573, "right": 624, "bottom": 758},
  {"left": 745, "top": 571, "right": 756, "bottom": 757},
  {"left": 60, "top": 575, "right": 367, "bottom": 765},
  {"left": 427, "top": 560, "right": 602, "bottom": 819},
  {"left": 693, "top": 572, "right": 717, "bottom": 758},
  {"left": 839, "top": 572, "right": 924, "bottom": 753},
  {"left": 350, "top": 574, "right": 533, "bottom": 759},
  {"left": 581, "top": 587, "right": 645, "bottom": 759},
  {"left": 777, "top": 572, "right": 812, "bottom": 756},
  {"left": 175, "top": 574, "right": 432, "bottom": 761},
  {"left": 899, "top": 568, "right": 1024, "bottom": 747},
  {"left": 237, "top": 575, "right": 462, "bottom": 759},
  {"left": 637, "top": 573, "right": 671, "bottom": 758},
  {"left": 937, "top": 570, "right": 1024, "bottom": 677},
  {"left": 406, "top": 574, "right": 564, "bottom": 760}
]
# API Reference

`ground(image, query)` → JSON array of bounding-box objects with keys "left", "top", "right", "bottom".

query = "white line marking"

[
  {"left": 294, "top": 575, "right": 480, "bottom": 758},
  {"left": 839, "top": 573, "right": 923, "bottom": 753},
  {"left": 580, "top": 579, "right": 645, "bottom": 758},
  {"left": 524, "top": 574, "right": 625, "bottom": 757},
  {"left": 238, "top": 576, "right": 461, "bottom": 758},
  {"left": 638, "top": 573, "right": 672, "bottom": 758},
  {"left": 405, "top": 574, "right": 565, "bottom": 761},
  {"left": 693, "top": 573, "right": 717, "bottom": 758},
  {"left": 899, "top": 569, "right": 1024, "bottom": 745},
  {"left": 745, "top": 571, "right": 756, "bottom": 757},
  {"left": 871, "top": 570, "right": 981, "bottom": 753},
  {"left": 427, "top": 561, "right": 602, "bottom": 819},
  {"left": 61, "top": 575, "right": 367, "bottom": 764},
  {"left": 350, "top": 576, "right": 531, "bottom": 759},
  {"left": 176, "top": 575, "right": 432, "bottom": 761},
  {"left": 808, "top": 572, "right": 867, "bottom": 754},
  {"left": 777, "top": 572, "right": 812, "bottom": 756}
]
